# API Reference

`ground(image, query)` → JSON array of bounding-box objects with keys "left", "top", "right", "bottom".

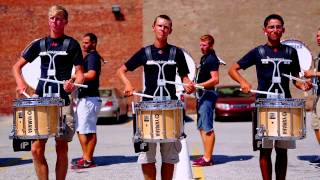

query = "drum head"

[
  {"left": 175, "top": 49, "right": 196, "bottom": 96},
  {"left": 281, "top": 39, "right": 312, "bottom": 75},
  {"left": 22, "top": 56, "right": 75, "bottom": 89}
]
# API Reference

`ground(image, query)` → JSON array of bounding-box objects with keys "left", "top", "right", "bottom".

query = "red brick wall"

[{"left": 0, "top": 1, "right": 142, "bottom": 114}]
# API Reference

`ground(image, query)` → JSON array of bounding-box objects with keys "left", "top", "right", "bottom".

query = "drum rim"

[{"left": 13, "top": 97, "right": 65, "bottom": 107}]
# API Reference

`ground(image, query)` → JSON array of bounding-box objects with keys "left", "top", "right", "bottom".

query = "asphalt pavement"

[{"left": 0, "top": 113, "right": 319, "bottom": 180}]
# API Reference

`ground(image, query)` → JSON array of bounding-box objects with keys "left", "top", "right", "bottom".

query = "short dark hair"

[
  {"left": 84, "top": 32, "right": 97, "bottom": 43},
  {"left": 153, "top": 14, "right": 172, "bottom": 27},
  {"left": 200, "top": 34, "right": 214, "bottom": 46},
  {"left": 264, "top": 14, "right": 284, "bottom": 27}
]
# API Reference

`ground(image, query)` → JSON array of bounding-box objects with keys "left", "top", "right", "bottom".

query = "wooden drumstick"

[
  {"left": 38, "top": 78, "right": 88, "bottom": 88},
  {"left": 164, "top": 80, "right": 205, "bottom": 90},
  {"left": 132, "top": 92, "right": 154, "bottom": 99}
]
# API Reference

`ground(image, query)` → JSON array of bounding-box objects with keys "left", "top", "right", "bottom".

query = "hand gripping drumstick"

[
  {"left": 22, "top": 91, "right": 31, "bottom": 98},
  {"left": 164, "top": 80, "right": 205, "bottom": 90},
  {"left": 38, "top": 78, "right": 88, "bottom": 88},
  {"left": 282, "top": 73, "right": 318, "bottom": 87},
  {"left": 240, "top": 89, "right": 279, "bottom": 96},
  {"left": 132, "top": 92, "right": 154, "bottom": 99}
]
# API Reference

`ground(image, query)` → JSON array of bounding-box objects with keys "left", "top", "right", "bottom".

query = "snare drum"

[
  {"left": 134, "top": 100, "right": 184, "bottom": 143},
  {"left": 255, "top": 98, "right": 306, "bottom": 140},
  {"left": 10, "top": 97, "right": 65, "bottom": 139}
]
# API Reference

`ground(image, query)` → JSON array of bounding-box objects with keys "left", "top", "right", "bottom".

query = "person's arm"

[
  {"left": 117, "top": 64, "right": 135, "bottom": 97},
  {"left": 12, "top": 57, "right": 29, "bottom": 94},
  {"left": 198, "top": 71, "right": 219, "bottom": 89},
  {"left": 228, "top": 63, "right": 252, "bottom": 93},
  {"left": 64, "top": 65, "right": 84, "bottom": 93},
  {"left": 181, "top": 75, "right": 195, "bottom": 94}
]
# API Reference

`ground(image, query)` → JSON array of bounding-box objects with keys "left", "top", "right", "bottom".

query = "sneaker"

[
  {"left": 192, "top": 157, "right": 204, "bottom": 164},
  {"left": 192, "top": 157, "right": 213, "bottom": 167},
  {"left": 73, "top": 158, "right": 96, "bottom": 168},
  {"left": 73, "top": 158, "right": 84, "bottom": 166}
]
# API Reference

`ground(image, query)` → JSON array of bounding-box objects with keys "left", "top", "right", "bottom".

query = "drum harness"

[
  {"left": 39, "top": 38, "right": 70, "bottom": 136},
  {"left": 132, "top": 46, "right": 181, "bottom": 152},
  {"left": 255, "top": 46, "right": 301, "bottom": 147},
  {"left": 39, "top": 37, "right": 70, "bottom": 97},
  {"left": 144, "top": 45, "right": 177, "bottom": 101},
  {"left": 312, "top": 54, "right": 320, "bottom": 117}
]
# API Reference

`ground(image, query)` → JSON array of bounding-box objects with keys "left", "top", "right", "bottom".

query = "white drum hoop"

[
  {"left": 255, "top": 98, "right": 305, "bottom": 108},
  {"left": 134, "top": 100, "right": 184, "bottom": 110},
  {"left": 22, "top": 56, "right": 76, "bottom": 89},
  {"left": 13, "top": 97, "right": 65, "bottom": 107},
  {"left": 281, "top": 39, "right": 312, "bottom": 76}
]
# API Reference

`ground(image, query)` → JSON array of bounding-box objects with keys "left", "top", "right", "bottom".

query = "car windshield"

[
  {"left": 217, "top": 86, "right": 251, "bottom": 97},
  {"left": 100, "top": 89, "right": 112, "bottom": 97}
]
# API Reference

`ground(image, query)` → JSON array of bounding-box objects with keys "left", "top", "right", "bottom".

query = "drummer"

[
  {"left": 117, "top": 14, "right": 195, "bottom": 180},
  {"left": 304, "top": 27, "right": 320, "bottom": 163},
  {"left": 228, "top": 14, "right": 312, "bottom": 180},
  {"left": 12, "top": 5, "right": 84, "bottom": 180}
]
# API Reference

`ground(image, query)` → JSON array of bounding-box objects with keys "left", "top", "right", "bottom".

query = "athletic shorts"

[
  {"left": 258, "top": 139, "right": 296, "bottom": 149},
  {"left": 311, "top": 112, "right": 320, "bottom": 130},
  {"left": 137, "top": 141, "right": 182, "bottom": 164},
  {"left": 56, "top": 105, "right": 75, "bottom": 142},
  {"left": 75, "top": 97, "right": 102, "bottom": 134},
  {"left": 197, "top": 90, "right": 217, "bottom": 133}
]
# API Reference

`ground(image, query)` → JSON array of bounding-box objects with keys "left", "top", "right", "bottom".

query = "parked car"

[
  {"left": 98, "top": 87, "right": 128, "bottom": 122},
  {"left": 215, "top": 85, "right": 256, "bottom": 121}
]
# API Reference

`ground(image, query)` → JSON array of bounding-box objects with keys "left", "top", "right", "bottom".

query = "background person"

[
  {"left": 12, "top": 5, "right": 84, "bottom": 180},
  {"left": 73, "top": 33, "right": 102, "bottom": 168},
  {"left": 117, "top": 14, "right": 194, "bottom": 180},
  {"left": 192, "top": 34, "right": 219, "bottom": 167},
  {"left": 304, "top": 27, "right": 320, "bottom": 163},
  {"left": 228, "top": 14, "right": 311, "bottom": 180}
]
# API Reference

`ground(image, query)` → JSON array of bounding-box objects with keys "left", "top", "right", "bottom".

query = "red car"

[{"left": 215, "top": 85, "right": 256, "bottom": 121}]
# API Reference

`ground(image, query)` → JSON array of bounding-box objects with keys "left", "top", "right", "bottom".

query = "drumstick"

[
  {"left": 240, "top": 89, "right": 279, "bottom": 96},
  {"left": 132, "top": 92, "right": 154, "bottom": 99},
  {"left": 164, "top": 80, "right": 205, "bottom": 90},
  {"left": 282, "top": 73, "right": 318, "bottom": 87},
  {"left": 38, "top": 78, "right": 88, "bottom": 88},
  {"left": 22, "top": 91, "right": 31, "bottom": 98}
]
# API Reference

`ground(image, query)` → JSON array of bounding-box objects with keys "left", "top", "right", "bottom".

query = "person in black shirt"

[
  {"left": 73, "top": 33, "right": 102, "bottom": 168},
  {"left": 192, "top": 34, "right": 219, "bottom": 167},
  {"left": 228, "top": 14, "right": 311, "bottom": 180},
  {"left": 117, "top": 14, "right": 195, "bottom": 180},
  {"left": 12, "top": 5, "right": 84, "bottom": 180},
  {"left": 304, "top": 27, "right": 320, "bottom": 163}
]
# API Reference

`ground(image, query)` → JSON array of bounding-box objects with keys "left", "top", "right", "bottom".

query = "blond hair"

[{"left": 48, "top": 5, "right": 68, "bottom": 20}]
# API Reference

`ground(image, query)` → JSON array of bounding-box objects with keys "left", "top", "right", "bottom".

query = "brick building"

[
  {"left": 1, "top": 1, "right": 320, "bottom": 114},
  {"left": 0, "top": 1, "right": 143, "bottom": 114}
]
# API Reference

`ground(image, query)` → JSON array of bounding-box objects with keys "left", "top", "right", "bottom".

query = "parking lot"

[{"left": 0, "top": 113, "right": 319, "bottom": 180}]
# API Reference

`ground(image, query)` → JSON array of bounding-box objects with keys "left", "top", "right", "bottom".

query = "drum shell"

[
  {"left": 11, "top": 97, "right": 64, "bottom": 139},
  {"left": 255, "top": 98, "right": 306, "bottom": 140},
  {"left": 134, "top": 100, "right": 184, "bottom": 142}
]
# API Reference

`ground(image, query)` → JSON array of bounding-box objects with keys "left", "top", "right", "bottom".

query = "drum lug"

[{"left": 256, "top": 126, "right": 265, "bottom": 139}]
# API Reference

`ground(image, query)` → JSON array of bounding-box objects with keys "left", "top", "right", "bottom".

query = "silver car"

[{"left": 98, "top": 88, "right": 128, "bottom": 121}]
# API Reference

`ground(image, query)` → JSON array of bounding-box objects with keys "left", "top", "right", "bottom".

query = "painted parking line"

[{"left": 192, "top": 147, "right": 205, "bottom": 180}]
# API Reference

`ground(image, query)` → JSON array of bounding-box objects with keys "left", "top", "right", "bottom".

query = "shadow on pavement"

[
  {"left": 72, "top": 155, "right": 138, "bottom": 166},
  {"left": 97, "top": 115, "right": 132, "bottom": 125},
  {"left": 0, "top": 158, "right": 33, "bottom": 167},
  {"left": 297, "top": 155, "right": 320, "bottom": 168},
  {"left": 190, "top": 154, "right": 254, "bottom": 165}
]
